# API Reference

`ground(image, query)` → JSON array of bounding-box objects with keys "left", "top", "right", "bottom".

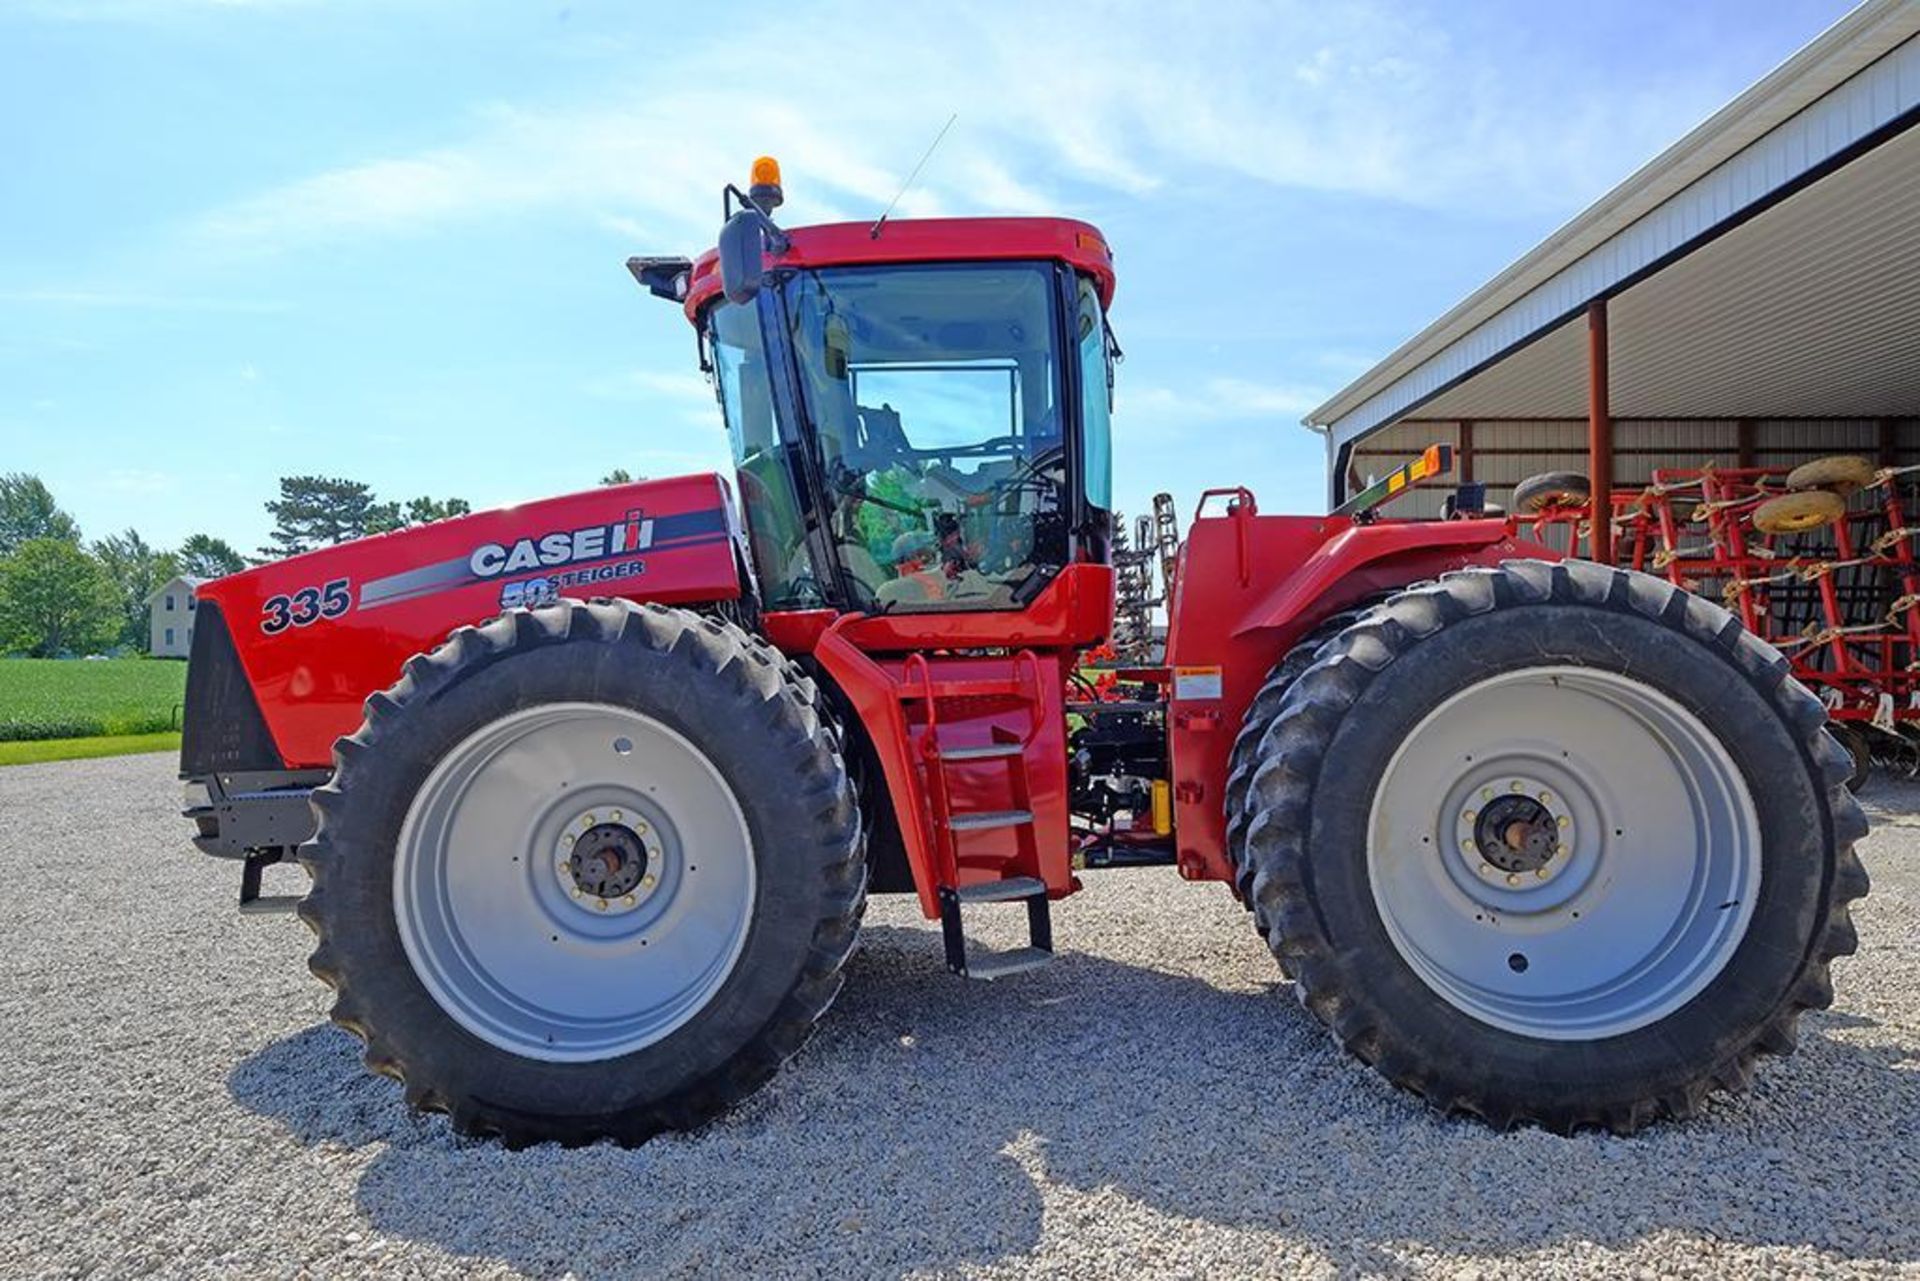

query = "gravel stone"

[{"left": 1, "top": 753, "right": 1916, "bottom": 1279}]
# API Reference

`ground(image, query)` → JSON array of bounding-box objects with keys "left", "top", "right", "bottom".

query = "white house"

[{"left": 147, "top": 575, "right": 208, "bottom": 658}]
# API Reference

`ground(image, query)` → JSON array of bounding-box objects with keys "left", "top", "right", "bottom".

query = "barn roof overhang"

[{"left": 1307, "top": 0, "right": 1920, "bottom": 458}]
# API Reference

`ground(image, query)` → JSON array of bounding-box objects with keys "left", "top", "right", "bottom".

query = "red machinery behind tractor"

[{"left": 179, "top": 161, "right": 1868, "bottom": 1145}]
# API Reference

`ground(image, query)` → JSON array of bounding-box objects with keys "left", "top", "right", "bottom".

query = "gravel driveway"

[{"left": 1, "top": 752, "right": 1916, "bottom": 1279}]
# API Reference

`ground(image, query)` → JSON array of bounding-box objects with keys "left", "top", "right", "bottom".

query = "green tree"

[
  {"left": 600, "top": 468, "right": 634, "bottom": 486},
  {"left": 0, "top": 538, "right": 121, "bottom": 656},
  {"left": 261, "top": 475, "right": 385, "bottom": 556},
  {"left": 177, "top": 533, "right": 249, "bottom": 579},
  {"left": 0, "top": 473, "right": 80, "bottom": 555},
  {"left": 368, "top": 495, "right": 473, "bottom": 533},
  {"left": 93, "top": 528, "right": 179, "bottom": 652}
]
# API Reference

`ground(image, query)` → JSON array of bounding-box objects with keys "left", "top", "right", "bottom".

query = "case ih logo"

[
  {"left": 355, "top": 504, "right": 726, "bottom": 614},
  {"left": 469, "top": 511, "right": 655, "bottom": 579}
]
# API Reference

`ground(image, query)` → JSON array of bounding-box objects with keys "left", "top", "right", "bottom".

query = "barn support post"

[{"left": 1586, "top": 299, "right": 1613, "bottom": 563}]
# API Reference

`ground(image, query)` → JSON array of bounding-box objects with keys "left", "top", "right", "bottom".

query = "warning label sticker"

[{"left": 1173, "top": 666, "right": 1223, "bottom": 700}]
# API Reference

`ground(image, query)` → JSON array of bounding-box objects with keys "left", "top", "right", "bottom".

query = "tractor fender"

[{"left": 1233, "top": 518, "right": 1548, "bottom": 639}]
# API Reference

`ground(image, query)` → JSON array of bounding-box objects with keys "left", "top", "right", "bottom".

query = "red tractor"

[{"left": 180, "top": 160, "right": 1868, "bottom": 1145}]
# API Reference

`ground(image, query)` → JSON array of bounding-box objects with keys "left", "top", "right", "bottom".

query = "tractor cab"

[{"left": 635, "top": 160, "right": 1119, "bottom": 622}]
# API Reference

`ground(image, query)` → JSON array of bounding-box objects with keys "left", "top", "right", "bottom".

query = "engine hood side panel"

[{"left": 196, "top": 473, "right": 741, "bottom": 768}]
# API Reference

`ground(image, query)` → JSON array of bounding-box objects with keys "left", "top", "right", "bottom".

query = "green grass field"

[
  {"left": 0, "top": 731, "right": 181, "bottom": 766},
  {"left": 0, "top": 658, "right": 189, "bottom": 742}
]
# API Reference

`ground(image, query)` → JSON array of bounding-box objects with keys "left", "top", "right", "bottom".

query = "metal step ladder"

[
  {"left": 903, "top": 652, "right": 1055, "bottom": 980},
  {"left": 938, "top": 877, "right": 1053, "bottom": 980}
]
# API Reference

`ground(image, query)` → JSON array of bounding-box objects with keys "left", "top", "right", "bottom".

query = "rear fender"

[
  {"left": 1164, "top": 514, "right": 1554, "bottom": 888},
  {"left": 1235, "top": 518, "right": 1543, "bottom": 639}
]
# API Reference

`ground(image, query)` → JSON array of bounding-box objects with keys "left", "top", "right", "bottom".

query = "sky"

[{"left": 0, "top": 0, "right": 1863, "bottom": 556}]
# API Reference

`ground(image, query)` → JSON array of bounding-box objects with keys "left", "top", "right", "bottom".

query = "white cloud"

[
  {"left": 181, "top": 1, "right": 1710, "bottom": 259},
  {"left": 1118, "top": 376, "right": 1331, "bottom": 438}
]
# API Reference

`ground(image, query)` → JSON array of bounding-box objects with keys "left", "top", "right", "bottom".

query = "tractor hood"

[{"left": 188, "top": 473, "right": 743, "bottom": 769}]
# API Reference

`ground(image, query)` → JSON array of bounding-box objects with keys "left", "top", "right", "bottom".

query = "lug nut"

[
  {"left": 595, "top": 898, "right": 608, "bottom": 911},
  {"left": 571, "top": 887, "right": 582, "bottom": 898},
  {"left": 1506, "top": 873, "right": 1521, "bottom": 887},
  {"left": 622, "top": 894, "right": 635, "bottom": 907},
  {"left": 642, "top": 874, "right": 657, "bottom": 889},
  {"left": 1464, "top": 810, "right": 1478, "bottom": 824},
  {"left": 1510, "top": 781, "right": 1525, "bottom": 793},
  {"left": 1479, "top": 863, "right": 1494, "bottom": 876},
  {"left": 583, "top": 813, "right": 596, "bottom": 827},
  {"left": 564, "top": 833, "right": 576, "bottom": 846},
  {"left": 1535, "top": 867, "right": 1550, "bottom": 880},
  {"left": 1556, "top": 843, "right": 1569, "bottom": 857},
  {"left": 1538, "top": 791, "right": 1553, "bottom": 804},
  {"left": 611, "top": 809, "right": 623, "bottom": 821},
  {"left": 1481, "top": 787, "right": 1494, "bottom": 801},
  {"left": 1557, "top": 816, "right": 1571, "bottom": 829},
  {"left": 635, "top": 820, "right": 650, "bottom": 835}
]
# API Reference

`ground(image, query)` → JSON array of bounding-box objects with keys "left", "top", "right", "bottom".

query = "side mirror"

[{"left": 719, "top": 210, "right": 769, "bottom": 304}]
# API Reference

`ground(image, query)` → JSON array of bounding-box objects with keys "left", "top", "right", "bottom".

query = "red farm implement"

[{"left": 1520, "top": 458, "right": 1920, "bottom": 781}]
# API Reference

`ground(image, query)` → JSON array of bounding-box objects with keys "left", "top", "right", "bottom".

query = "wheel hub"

[
  {"left": 1474, "top": 793, "right": 1558, "bottom": 873},
  {"left": 570, "top": 823, "right": 649, "bottom": 896},
  {"left": 553, "top": 808, "right": 663, "bottom": 916},
  {"left": 1453, "top": 774, "right": 1575, "bottom": 892}
]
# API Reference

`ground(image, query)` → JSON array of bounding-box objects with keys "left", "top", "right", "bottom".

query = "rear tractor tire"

[
  {"left": 299, "top": 600, "right": 866, "bottom": 1147},
  {"left": 1233, "top": 559, "right": 1869, "bottom": 1134}
]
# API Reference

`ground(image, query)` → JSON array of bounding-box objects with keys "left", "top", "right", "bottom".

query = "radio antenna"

[{"left": 869, "top": 113, "right": 957, "bottom": 240}]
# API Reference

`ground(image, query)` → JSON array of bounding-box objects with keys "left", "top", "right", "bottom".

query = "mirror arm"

[{"left": 724, "top": 183, "right": 790, "bottom": 251}]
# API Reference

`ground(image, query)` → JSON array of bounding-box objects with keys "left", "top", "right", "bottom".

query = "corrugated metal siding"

[
  {"left": 1326, "top": 29, "right": 1920, "bottom": 451},
  {"left": 1350, "top": 418, "right": 1920, "bottom": 521}
]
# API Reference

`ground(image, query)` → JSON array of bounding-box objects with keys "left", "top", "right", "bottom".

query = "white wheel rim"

[
  {"left": 394, "top": 703, "right": 756, "bottom": 1062},
  {"left": 1367, "top": 666, "right": 1761, "bottom": 1040}
]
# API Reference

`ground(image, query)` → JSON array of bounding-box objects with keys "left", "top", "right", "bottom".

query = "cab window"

[
  {"left": 709, "top": 298, "right": 818, "bottom": 607},
  {"left": 783, "top": 263, "right": 1069, "bottom": 612}
]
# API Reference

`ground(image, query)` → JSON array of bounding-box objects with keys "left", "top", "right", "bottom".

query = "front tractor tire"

[
  {"left": 299, "top": 600, "right": 865, "bottom": 1147},
  {"left": 1234, "top": 559, "right": 1869, "bottom": 1134}
]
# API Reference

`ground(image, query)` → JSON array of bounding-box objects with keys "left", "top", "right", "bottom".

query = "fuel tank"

[{"left": 186, "top": 473, "right": 742, "bottom": 770}]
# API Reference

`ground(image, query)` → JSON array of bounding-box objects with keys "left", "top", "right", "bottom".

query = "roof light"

[{"left": 749, "top": 155, "right": 784, "bottom": 212}]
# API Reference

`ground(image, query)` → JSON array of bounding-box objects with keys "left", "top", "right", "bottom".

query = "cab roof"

[{"left": 682, "top": 216, "right": 1115, "bottom": 322}]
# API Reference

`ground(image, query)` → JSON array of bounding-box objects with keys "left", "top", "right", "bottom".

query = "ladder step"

[
  {"left": 956, "top": 876, "right": 1047, "bottom": 903},
  {"left": 961, "top": 946, "right": 1053, "bottom": 981},
  {"left": 946, "top": 809, "right": 1034, "bottom": 832},
  {"left": 939, "top": 743, "right": 1025, "bottom": 761}
]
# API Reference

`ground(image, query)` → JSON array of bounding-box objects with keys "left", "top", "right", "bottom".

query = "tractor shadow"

[{"left": 230, "top": 922, "right": 1920, "bottom": 1278}]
